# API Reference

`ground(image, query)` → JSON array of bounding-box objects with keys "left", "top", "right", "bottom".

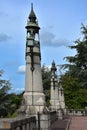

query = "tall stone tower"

[
  {"left": 50, "top": 61, "right": 60, "bottom": 110},
  {"left": 23, "top": 4, "right": 45, "bottom": 115}
]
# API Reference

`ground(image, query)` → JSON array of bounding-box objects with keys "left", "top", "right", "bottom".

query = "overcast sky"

[{"left": 0, "top": 0, "right": 87, "bottom": 93}]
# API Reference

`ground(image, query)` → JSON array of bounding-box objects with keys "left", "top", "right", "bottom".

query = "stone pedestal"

[
  {"left": 57, "top": 109, "right": 63, "bottom": 120},
  {"left": 36, "top": 112, "right": 50, "bottom": 130},
  {"left": 23, "top": 92, "right": 45, "bottom": 115}
]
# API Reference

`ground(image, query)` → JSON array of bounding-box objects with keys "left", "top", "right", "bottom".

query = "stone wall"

[
  {"left": 0, "top": 111, "right": 57, "bottom": 130},
  {"left": 0, "top": 116, "right": 36, "bottom": 130}
]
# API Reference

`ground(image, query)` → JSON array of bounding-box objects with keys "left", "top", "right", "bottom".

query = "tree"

[
  {"left": 61, "top": 24, "right": 87, "bottom": 109},
  {"left": 7, "top": 92, "right": 23, "bottom": 117},
  {"left": 42, "top": 65, "right": 51, "bottom": 106},
  {"left": 0, "top": 70, "right": 23, "bottom": 117},
  {"left": 63, "top": 24, "right": 87, "bottom": 88},
  {"left": 0, "top": 70, "right": 11, "bottom": 117},
  {"left": 60, "top": 74, "right": 82, "bottom": 109}
]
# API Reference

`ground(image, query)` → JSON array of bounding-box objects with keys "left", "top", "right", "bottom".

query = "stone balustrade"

[
  {"left": 67, "top": 109, "right": 85, "bottom": 116},
  {"left": 1, "top": 109, "right": 87, "bottom": 130},
  {"left": 0, "top": 116, "right": 36, "bottom": 130},
  {"left": 0, "top": 111, "right": 58, "bottom": 130}
]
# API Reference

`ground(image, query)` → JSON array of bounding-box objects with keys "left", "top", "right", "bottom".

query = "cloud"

[
  {"left": 0, "top": 33, "right": 11, "bottom": 42},
  {"left": 10, "top": 87, "right": 24, "bottom": 93},
  {"left": 42, "top": 65, "right": 51, "bottom": 72},
  {"left": 40, "top": 31, "right": 70, "bottom": 47},
  {"left": 18, "top": 65, "right": 26, "bottom": 74}
]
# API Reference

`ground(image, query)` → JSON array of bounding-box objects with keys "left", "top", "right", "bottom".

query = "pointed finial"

[
  {"left": 31, "top": 3, "right": 33, "bottom": 11},
  {"left": 29, "top": 3, "right": 36, "bottom": 21},
  {"left": 51, "top": 60, "right": 57, "bottom": 71},
  {"left": 52, "top": 60, "right": 55, "bottom": 66}
]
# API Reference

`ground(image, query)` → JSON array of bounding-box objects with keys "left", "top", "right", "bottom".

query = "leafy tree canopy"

[
  {"left": 61, "top": 24, "right": 87, "bottom": 109},
  {"left": 63, "top": 24, "right": 87, "bottom": 89},
  {"left": 0, "top": 70, "right": 22, "bottom": 117},
  {"left": 42, "top": 65, "right": 51, "bottom": 106},
  {"left": 0, "top": 70, "right": 11, "bottom": 117}
]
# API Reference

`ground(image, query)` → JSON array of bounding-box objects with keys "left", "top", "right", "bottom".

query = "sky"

[{"left": 0, "top": 0, "right": 87, "bottom": 93}]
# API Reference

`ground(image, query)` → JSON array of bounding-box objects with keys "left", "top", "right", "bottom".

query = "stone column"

[
  {"left": 59, "top": 85, "right": 65, "bottom": 109},
  {"left": 50, "top": 61, "right": 60, "bottom": 110},
  {"left": 19, "top": 3, "right": 46, "bottom": 116}
]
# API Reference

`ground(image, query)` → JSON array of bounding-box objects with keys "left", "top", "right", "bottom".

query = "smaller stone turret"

[
  {"left": 59, "top": 82, "right": 65, "bottom": 109},
  {"left": 50, "top": 61, "right": 60, "bottom": 110}
]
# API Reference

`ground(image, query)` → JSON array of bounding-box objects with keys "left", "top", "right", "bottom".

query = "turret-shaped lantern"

[
  {"left": 23, "top": 3, "right": 45, "bottom": 115},
  {"left": 50, "top": 61, "right": 60, "bottom": 110}
]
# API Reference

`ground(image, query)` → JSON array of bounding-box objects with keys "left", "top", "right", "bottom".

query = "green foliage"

[
  {"left": 60, "top": 74, "right": 80, "bottom": 108},
  {"left": 0, "top": 70, "right": 23, "bottom": 117},
  {"left": 7, "top": 111, "right": 18, "bottom": 118},
  {"left": 61, "top": 24, "right": 87, "bottom": 109},
  {"left": 42, "top": 65, "right": 51, "bottom": 106},
  {"left": 7, "top": 93, "right": 23, "bottom": 116},
  {"left": 64, "top": 24, "right": 87, "bottom": 88},
  {"left": 0, "top": 70, "right": 11, "bottom": 117}
]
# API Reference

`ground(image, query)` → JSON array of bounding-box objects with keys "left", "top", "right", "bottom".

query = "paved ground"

[
  {"left": 51, "top": 116, "right": 70, "bottom": 130},
  {"left": 51, "top": 119, "right": 69, "bottom": 130},
  {"left": 69, "top": 116, "right": 87, "bottom": 130}
]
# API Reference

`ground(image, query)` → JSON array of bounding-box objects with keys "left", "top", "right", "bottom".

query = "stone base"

[
  {"left": 18, "top": 104, "right": 48, "bottom": 117},
  {"left": 50, "top": 100, "right": 60, "bottom": 110},
  {"left": 60, "top": 101, "right": 65, "bottom": 109},
  {"left": 26, "top": 105, "right": 48, "bottom": 115},
  {"left": 36, "top": 112, "right": 50, "bottom": 130},
  {"left": 57, "top": 109, "right": 63, "bottom": 120},
  {"left": 19, "top": 91, "right": 46, "bottom": 115},
  {"left": 23, "top": 92, "right": 45, "bottom": 105}
]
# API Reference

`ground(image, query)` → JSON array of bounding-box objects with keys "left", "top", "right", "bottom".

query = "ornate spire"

[
  {"left": 26, "top": 3, "right": 40, "bottom": 30},
  {"left": 51, "top": 60, "right": 57, "bottom": 72},
  {"left": 29, "top": 3, "right": 36, "bottom": 22}
]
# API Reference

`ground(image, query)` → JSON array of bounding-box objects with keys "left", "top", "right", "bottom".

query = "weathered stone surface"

[
  {"left": 18, "top": 4, "right": 46, "bottom": 116},
  {"left": 0, "top": 116, "right": 36, "bottom": 129}
]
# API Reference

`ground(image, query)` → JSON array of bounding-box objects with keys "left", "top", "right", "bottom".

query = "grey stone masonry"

[
  {"left": 0, "top": 116, "right": 36, "bottom": 130},
  {"left": 21, "top": 3, "right": 45, "bottom": 115}
]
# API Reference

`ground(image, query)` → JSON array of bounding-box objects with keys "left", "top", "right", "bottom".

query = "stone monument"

[
  {"left": 22, "top": 3, "right": 45, "bottom": 115},
  {"left": 50, "top": 61, "right": 60, "bottom": 110}
]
